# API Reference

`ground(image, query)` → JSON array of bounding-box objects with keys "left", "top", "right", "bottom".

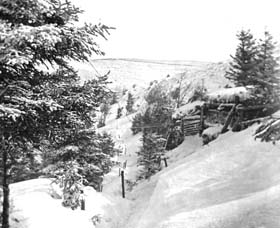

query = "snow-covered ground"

[
  {"left": 9, "top": 109, "right": 142, "bottom": 228},
  {"left": 95, "top": 107, "right": 280, "bottom": 228},
  {"left": 8, "top": 72, "right": 280, "bottom": 228},
  {"left": 9, "top": 179, "right": 111, "bottom": 228},
  {"left": 9, "top": 114, "right": 280, "bottom": 228},
  {"left": 115, "top": 125, "right": 280, "bottom": 228}
]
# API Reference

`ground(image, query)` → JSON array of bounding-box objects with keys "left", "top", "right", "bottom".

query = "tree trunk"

[{"left": 2, "top": 138, "right": 10, "bottom": 228}]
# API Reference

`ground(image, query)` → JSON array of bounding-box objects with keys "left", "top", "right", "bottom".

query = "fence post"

[
  {"left": 163, "top": 157, "right": 168, "bottom": 167},
  {"left": 199, "top": 104, "right": 205, "bottom": 136},
  {"left": 121, "top": 170, "right": 125, "bottom": 198},
  {"left": 181, "top": 118, "right": 185, "bottom": 136},
  {"left": 80, "top": 190, "right": 85, "bottom": 210}
]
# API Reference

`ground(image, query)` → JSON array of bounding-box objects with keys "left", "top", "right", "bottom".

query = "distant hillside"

[
  {"left": 156, "top": 61, "right": 231, "bottom": 96},
  {"left": 74, "top": 58, "right": 217, "bottom": 89},
  {"left": 74, "top": 58, "right": 230, "bottom": 110}
]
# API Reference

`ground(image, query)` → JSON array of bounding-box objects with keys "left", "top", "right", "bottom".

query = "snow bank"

[
  {"left": 201, "top": 125, "right": 223, "bottom": 144},
  {"left": 202, "top": 125, "right": 222, "bottom": 137},
  {"left": 10, "top": 178, "right": 111, "bottom": 228},
  {"left": 165, "top": 135, "right": 202, "bottom": 166},
  {"left": 132, "top": 126, "right": 280, "bottom": 228},
  {"left": 207, "top": 86, "right": 253, "bottom": 103},
  {"left": 272, "top": 109, "right": 280, "bottom": 119},
  {"left": 172, "top": 101, "right": 204, "bottom": 118}
]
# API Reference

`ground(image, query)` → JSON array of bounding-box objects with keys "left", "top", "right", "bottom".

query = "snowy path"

[{"left": 96, "top": 133, "right": 142, "bottom": 227}]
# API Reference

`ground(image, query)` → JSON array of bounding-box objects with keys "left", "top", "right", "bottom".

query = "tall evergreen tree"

[
  {"left": 126, "top": 92, "right": 134, "bottom": 114},
  {"left": 137, "top": 130, "right": 166, "bottom": 180},
  {"left": 116, "top": 107, "right": 123, "bottom": 119},
  {"left": 226, "top": 30, "right": 259, "bottom": 87},
  {"left": 131, "top": 113, "right": 143, "bottom": 134},
  {"left": 0, "top": 0, "right": 112, "bottom": 227},
  {"left": 256, "top": 30, "right": 280, "bottom": 101}
]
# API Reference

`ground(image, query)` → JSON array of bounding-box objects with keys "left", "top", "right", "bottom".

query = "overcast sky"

[{"left": 71, "top": 0, "right": 280, "bottom": 62}]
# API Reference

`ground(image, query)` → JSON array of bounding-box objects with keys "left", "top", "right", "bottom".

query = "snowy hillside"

[
  {"left": 132, "top": 126, "right": 280, "bottom": 228},
  {"left": 7, "top": 58, "right": 279, "bottom": 228},
  {"left": 154, "top": 61, "right": 231, "bottom": 105},
  {"left": 74, "top": 59, "right": 228, "bottom": 91},
  {"left": 98, "top": 125, "right": 280, "bottom": 228},
  {"left": 9, "top": 101, "right": 280, "bottom": 228}
]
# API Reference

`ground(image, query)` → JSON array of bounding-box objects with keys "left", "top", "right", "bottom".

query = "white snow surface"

[
  {"left": 272, "top": 109, "right": 280, "bottom": 119},
  {"left": 172, "top": 101, "right": 204, "bottom": 118},
  {"left": 130, "top": 126, "right": 280, "bottom": 228},
  {"left": 95, "top": 121, "right": 280, "bottom": 228},
  {"left": 207, "top": 86, "right": 253, "bottom": 102},
  {"left": 202, "top": 125, "right": 222, "bottom": 137},
  {"left": 8, "top": 92, "right": 280, "bottom": 228},
  {"left": 10, "top": 179, "right": 111, "bottom": 228},
  {"left": 9, "top": 112, "right": 280, "bottom": 228}
]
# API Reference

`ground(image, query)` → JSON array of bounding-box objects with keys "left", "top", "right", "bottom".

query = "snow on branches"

[{"left": 254, "top": 111, "right": 280, "bottom": 143}]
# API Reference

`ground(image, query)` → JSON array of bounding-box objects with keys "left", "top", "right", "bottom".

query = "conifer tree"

[
  {"left": 256, "top": 30, "right": 280, "bottom": 101},
  {"left": 116, "top": 107, "right": 123, "bottom": 119},
  {"left": 126, "top": 92, "right": 134, "bottom": 114},
  {"left": 131, "top": 113, "right": 143, "bottom": 134},
  {"left": 137, "top": 130, "right": 166, "bottom": 179},
  {"left": 226, "top": 30, "right": 259, "bottom": 87},
  {"left": 0, "top": 0, "right": 112, "bottom": 226}
]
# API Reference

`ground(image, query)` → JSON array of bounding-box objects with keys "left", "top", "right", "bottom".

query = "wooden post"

[
  {"left": 2, "top": 136, "right": 10, "bottom": 228},
  {"left": 81, "top": 199, "right": 85, "bottom": 210},
  {"left": 164, "top": 131, "right": 171, "bottom": 150},
  {"left": 181, "top": 118, "right": 185, "bottom": 136},
  {"left": 239, "top": 109, "right": 244, "bottom": 130},
  {"left": 121, "top": 170, "right": 125, "bottom": 198},
  {"left": 221, "top": 104, "right": 236, "bottom": 133},
  {"left": 199, "top": 104, "right": 205, "bottom": 136},
  {"left": 80, "top": 190, "right": 85, "bottom": 210},
  {"left": 163, "top": 157, "right": 168, "bottom": 167},
  {"left": 99, "top": 184, "right": 103, "bottom": 192}
]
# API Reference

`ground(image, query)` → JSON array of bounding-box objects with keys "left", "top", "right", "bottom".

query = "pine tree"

[
  {"left": 256, "top": 30, "right": 280, "bottom": 102},
  {"left": 131, "top": 113, "right": 143, "bottom": 134},
  {"left": 116, "top": 107, "right": 123, "bottom": 119},
  {"left": 137, "top": 130, "right": 166, "bottom": 179},
  {"left": 126, "top": 92, "right": 134, "bottom": 114},
  {"left": 145, "top": 85, "right": 173, "bottom": 135},
  {"left": 226, "top": 30, "right": 259, "bottom": 87},
  {"left": 48, "top": 130, "right": 116, "bottom": 195},
  {"left": 99, "top": 101, "right": 110, "bottom": 127},
  {"left": 0, "top": 0, "right": 111, "bottom": 226}
]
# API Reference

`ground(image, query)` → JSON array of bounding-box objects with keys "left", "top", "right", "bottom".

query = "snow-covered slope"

[
  {"left": 8, "top": 58, "right": 278, "bottom": 228},
  {"left": 9, "top": 104, "right": 280, "bottom": 228},
  {"left": 74, "top": 59, "right": 228, "bottom": 91},
  {"left": 126, "top": 126, "right": 280, "bottom": 228},
  {"left": 10, "top": 179, "right": 111, "bottom": 228}
]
